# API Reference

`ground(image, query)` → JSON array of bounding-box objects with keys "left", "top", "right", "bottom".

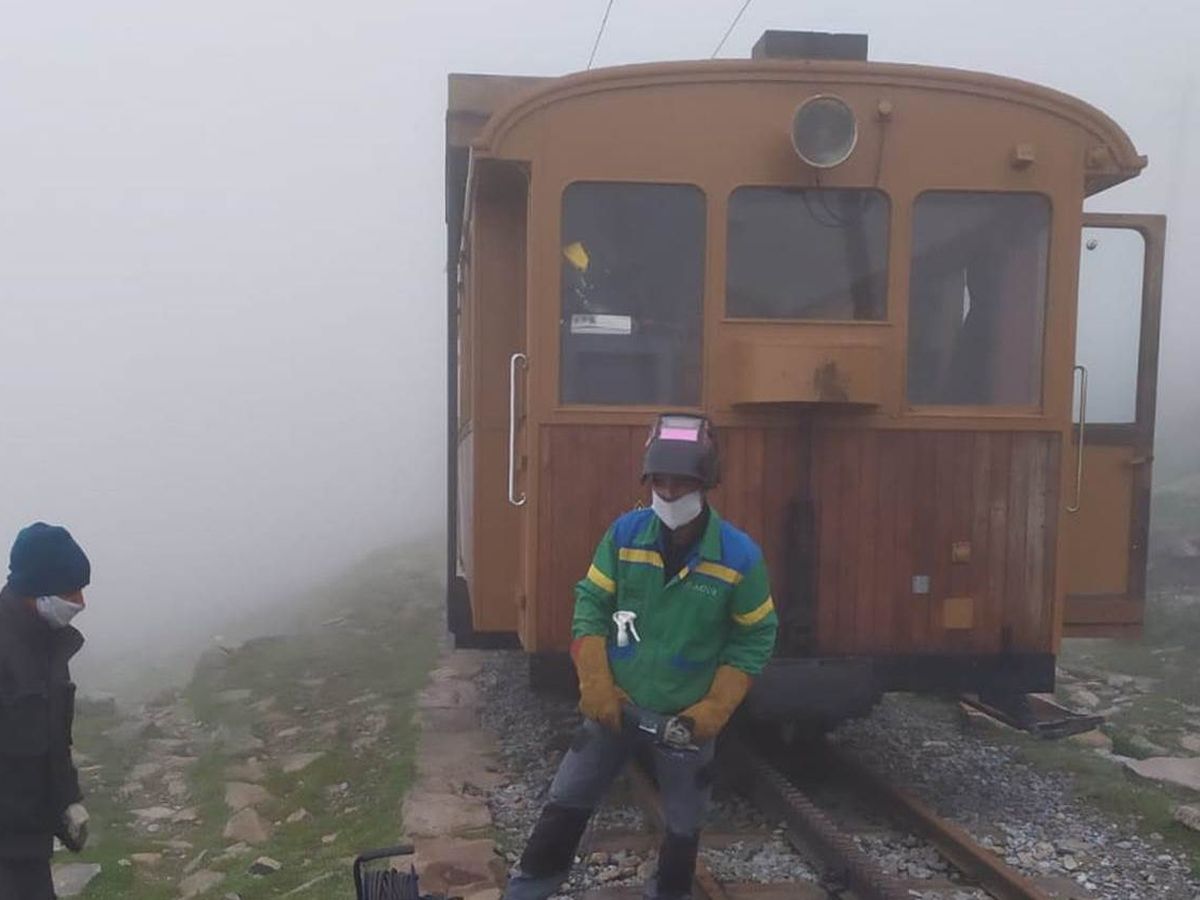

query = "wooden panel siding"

[
  {"left": 534, "top": 424, "right": 1059, "bottom": 658},
  {"left": 810, "top": 430, "right": 1060, "bottom": 655}
]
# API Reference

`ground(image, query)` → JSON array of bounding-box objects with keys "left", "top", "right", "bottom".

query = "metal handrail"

[
  {"left": 1068, "top": 364, "right": 1088, "bottom": 513},
  {"left": 508, "top": 352, "right": 528, "bottom": 507}
]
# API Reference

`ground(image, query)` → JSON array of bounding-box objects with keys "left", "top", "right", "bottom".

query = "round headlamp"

[{"left": 791, "top": 94, "right": 858, "bottom": 169}]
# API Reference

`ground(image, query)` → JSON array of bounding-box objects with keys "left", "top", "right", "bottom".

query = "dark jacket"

[{"left": 0, "top": 586, "right": 83, "bottom": 860}]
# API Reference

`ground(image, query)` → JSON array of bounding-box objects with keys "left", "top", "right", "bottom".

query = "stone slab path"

[{"left": 401, "top": 648, "right": 505, "bottom": 900}]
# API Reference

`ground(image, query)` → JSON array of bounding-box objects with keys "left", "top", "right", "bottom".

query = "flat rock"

[
  {"left": 1179, "top": 734, "right": 1200, "bottom": 754},
  {"left": 403, "top": 790, "right": 492, "bottom": 837},
  {"left": 416, "top": 732, "right": 503, "bottom": 790},
  {"left": 1069, "top": 689, "right": 1101, "bottom": 709},
  {"left": 1125, "top": 756, "right": 1200, "bottom": 792},
  {"left": 249, "top": 856, "right": 283, "bottom": 875},
  {"left": 280, "top": 751, "right": 325, "bottom": 774},
  {"left": 414, "top": 837, "right": 499, "bottom": 895},
  {"left": 52, "top": 863, "right": 102, "bottom": 897},
  {"left": 225, "top": 781, "right": 272, "bottom": 810},
  {"left": 1069, "top": 730, "right": 1113, "bottom": 751},
  {"left": 179, "top": 868, "right": 226, "bottom": 898},
  {"left": 415, "top": 706, "right": 480, "bottom": 733},
  {"left": 132, "top": 805, "right": 177, "bottom": 822},
  {"left": 285, "top": 807, "right": 310, "bottom": 824},
  {"left": 417, "top": 679, "right": 479, "bottom": 711},
  {"left": 130, "top": 852, "right": 162, "bottom": 867},
  {"left": 442, "top": 650, "right": 488, "bottom": 679},
  {"left": 225, "top": 759, "right": 268, "bottom": 783},
  {"left": 1175, "top": 804, "right": 1200, "bottom": 831},
  {"left": 215, "top": 725, "right": 265, "bottom": 757},
  {"left": 130, "top": 761, "right": 165, "bottom": 781},
  {"left": 223, "top": 807, "right": 272, "bottom": 844}
]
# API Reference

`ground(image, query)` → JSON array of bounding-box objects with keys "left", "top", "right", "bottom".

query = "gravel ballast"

[
  {"left": 835, "top": 695, "right": 1200, "bottom": 899},
  {"left": 478, "top": 651, "right": 1199, "bottom": 898}
]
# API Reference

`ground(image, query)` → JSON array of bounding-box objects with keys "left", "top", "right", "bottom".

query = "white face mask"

[
  {"left": 652, "top": 490, "right": 704, "bottom": 530},
  {"left": 35, "top": 596, "right": 85, "bottom": 629}
]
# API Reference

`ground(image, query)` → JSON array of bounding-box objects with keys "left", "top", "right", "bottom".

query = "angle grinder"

[{"left": 621, "top": 702, "right": 700, "bottom": 752}]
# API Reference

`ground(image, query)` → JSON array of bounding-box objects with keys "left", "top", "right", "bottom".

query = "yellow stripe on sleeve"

[
  {"left": 733, "top": 596, "right": 775, "bottom": 626},
  {"left": 586, "top": 564, "right": 615, "bottom": 594},
  {"left": 695, "top": 561, "right": 743, "bottom": 585}
]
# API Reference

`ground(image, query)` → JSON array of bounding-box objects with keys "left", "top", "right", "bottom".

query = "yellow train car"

[{"left": 444, "top": 31, "right": 1165, "bottom": 721}]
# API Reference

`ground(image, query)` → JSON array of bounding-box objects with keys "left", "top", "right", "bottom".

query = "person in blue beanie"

[{"left": 0, "top": 524, "right": 92, "bottom": 900}]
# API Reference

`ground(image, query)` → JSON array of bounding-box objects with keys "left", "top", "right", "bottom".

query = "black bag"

[{"left": 353, "top": 845, "right": 462, "bottom": 900}]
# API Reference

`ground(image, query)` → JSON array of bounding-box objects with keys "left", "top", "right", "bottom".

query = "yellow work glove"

[
  {"left": 572, "top": 635, "right": 624, "bottom": 732},
  {"left": 678, "top": 665, "right": 753, "bottom": 743}
]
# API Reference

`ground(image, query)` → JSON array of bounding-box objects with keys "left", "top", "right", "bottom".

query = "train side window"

[
  {"left": 1076, "top": 227, "right": 1144, "bottom": 423},
  {"left": 560, "top": 182, "right": 705, "bottom": 406},
  {"left": 726, "top": 187, "right": 889, "bottom": 320},
  {"left": 907, "top": 192, "right": 1050, "bottom": 406}
]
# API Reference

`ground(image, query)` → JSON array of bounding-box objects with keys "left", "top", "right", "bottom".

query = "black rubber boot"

[
  {"left": 516, "top": 802, "right": 592, "bottom": 878},
  {"left": 654, "top": 830, "right": 700, "bottom": 898}
]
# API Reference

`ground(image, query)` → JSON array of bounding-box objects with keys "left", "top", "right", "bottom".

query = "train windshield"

[
  {"left": 726, "top": 187, "right": 889, "bottom": 320},
  {"left": 907, "top": 192, "right": 1050, "bottom": 406},
  {"left": 559, "top": 182, "right": 704, "bottom": 406}
]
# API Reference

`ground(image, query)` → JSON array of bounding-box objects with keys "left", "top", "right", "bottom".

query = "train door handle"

[
  {"left": 1067, "top": 364, "right": 1087, "bottom": 513},
  {"left": 508, "top": 352, "right": 528, "bottom": 507}
]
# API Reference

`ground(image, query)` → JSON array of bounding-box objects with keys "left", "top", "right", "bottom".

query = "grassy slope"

[{"left": 71, "top": 544, "right": 443, "bottom": 899}]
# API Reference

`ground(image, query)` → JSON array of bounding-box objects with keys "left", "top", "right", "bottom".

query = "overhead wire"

[
  {"left": 711, "top": 0, "right": 755, "bottom": 58},
  {"left": 586, "top": 0, "right": 617, "bottom": 70}
]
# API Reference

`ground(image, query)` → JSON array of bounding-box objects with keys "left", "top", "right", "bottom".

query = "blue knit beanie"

[{"left": 7, "top": 523, "right": 91, "bottom": 598}]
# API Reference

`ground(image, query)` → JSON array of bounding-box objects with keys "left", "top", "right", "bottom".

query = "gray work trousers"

[{"left": 502, "top": 718, "right": 715, "bottom": 900}]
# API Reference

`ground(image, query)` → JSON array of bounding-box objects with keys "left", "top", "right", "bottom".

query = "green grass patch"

[{"left": 73, "top": 545, "right": 444, "bottom": 898}]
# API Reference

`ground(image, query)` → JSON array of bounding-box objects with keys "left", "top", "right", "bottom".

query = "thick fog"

[{"left": 2, "top": 0, "right": 1197, "bottom": 689}]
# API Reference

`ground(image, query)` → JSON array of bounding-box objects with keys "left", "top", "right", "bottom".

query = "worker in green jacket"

[{"left": 503, "top": 413, "right": 778, "bottom": 900}]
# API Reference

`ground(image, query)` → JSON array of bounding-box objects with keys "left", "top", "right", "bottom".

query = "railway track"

[
  {"left": 725, "top": 734, "right": 1060, "bottom": 900},
  {"left": 583, "top": 735, "right": 1060, "bottom": 900}
]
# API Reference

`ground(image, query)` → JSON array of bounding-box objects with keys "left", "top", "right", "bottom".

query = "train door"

[
  {"left": 1062, "top": 213, "right": 1166, "bottom": 637},
  {"left": 464, "top": 162, "right": 529, "bottom": 640}
]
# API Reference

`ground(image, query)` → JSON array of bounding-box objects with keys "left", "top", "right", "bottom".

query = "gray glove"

[{"left": 61, "top": 803, "right": 89, "bottom": 852}]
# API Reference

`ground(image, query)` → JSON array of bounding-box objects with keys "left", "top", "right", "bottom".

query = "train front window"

[
  {"left": 726, "top": 187, "right": 888, "bottom": 320},
  {"left": 560, "top": 182, "right": 704, "bottom": 406},
  {"left": 907, "top": 192, "right": 1050, "bottom": 407}
]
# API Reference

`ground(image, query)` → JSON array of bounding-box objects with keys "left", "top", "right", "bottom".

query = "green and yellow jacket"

[{"left": 571, "top": 506, "right": 778, "bottom": 714}]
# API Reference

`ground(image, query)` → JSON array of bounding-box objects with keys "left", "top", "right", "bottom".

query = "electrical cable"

[
  {"left": 711, "top": 0, "right": 754, "bottom": 58},
  {"left": 587, "top": 0, "right": 617, "bottom": 70}
]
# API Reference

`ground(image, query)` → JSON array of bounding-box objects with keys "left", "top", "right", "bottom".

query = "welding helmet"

[{"left": 641, "top": 414, "right": 720, "bottom": 489}]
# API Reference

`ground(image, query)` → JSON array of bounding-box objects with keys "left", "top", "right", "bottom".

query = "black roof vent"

[{"left": 751, "top": 30, "right": 868, "bottom": 62}]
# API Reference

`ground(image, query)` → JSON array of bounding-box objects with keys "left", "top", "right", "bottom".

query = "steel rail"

[
  {"left": 825, "top": 748, "right": 1052, "bottom": 900},
  {"left": 722, "top": 735, "right": 910, "bottom": 900}
]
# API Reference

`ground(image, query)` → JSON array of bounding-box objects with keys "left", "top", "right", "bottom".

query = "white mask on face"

[
  {"left": 35, "top": 596, "right": 84, "bottom": 629},
  {"left": 652, "top": 490, "right": 704, "bottom": 530}
]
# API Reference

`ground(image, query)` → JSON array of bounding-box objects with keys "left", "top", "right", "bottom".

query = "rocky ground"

[
  {"left": 61, "top": 549, "right": 442, "bottom": 899},
  {"left": 479, "top": 652, "right": 820, "bottom": 898},
  {"left": 481, "top": 642, "right": 1200, "bottom": 900},
  {"left": 837, "top": 696, "right": 1200, "bottom": 899}
]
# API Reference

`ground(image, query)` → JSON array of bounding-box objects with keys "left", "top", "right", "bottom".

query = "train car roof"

[{"left": 448, "top": 59, "right": 1141, "bottom": 177}]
